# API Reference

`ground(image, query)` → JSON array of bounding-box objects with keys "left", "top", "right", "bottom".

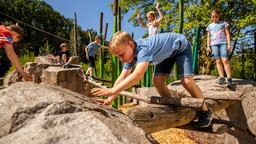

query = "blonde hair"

[
  {"left": 147, "top": 11, "right": 157, "bottom": 25},
  {"left": 109, "top": 31, "right": 134, "bottom": 53}
]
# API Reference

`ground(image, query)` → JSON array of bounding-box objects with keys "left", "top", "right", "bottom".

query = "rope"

[{"left": 0, "top": 11, "right": 71, "bottom": 42}]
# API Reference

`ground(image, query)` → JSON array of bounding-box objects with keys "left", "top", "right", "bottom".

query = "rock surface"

[
  {"left": 135, "top": 75, "right": 256, "bottom": 144},
  {"left": 0, "top": 82, "right": 154, "bottom": 144}
]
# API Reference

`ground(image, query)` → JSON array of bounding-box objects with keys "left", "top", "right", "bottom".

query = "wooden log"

[
  {"left": 203, "top": 91, "right": 244, "bottom": 100},
  {"left": 126, "top": 106, "right": 197, "bottom": 134},
  {"left": 126, "top": 99, "right": 239, "bottom": 134},
  {"left": 87, "top": 78, "right": 204, "bottom": 108},
  {"left": 149, "top": 96, "right": 204, "bottom": 108}
]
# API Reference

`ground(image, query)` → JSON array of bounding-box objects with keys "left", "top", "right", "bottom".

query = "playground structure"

[{"left": 82, "top": 73, "right": 256, "bottom": 144}]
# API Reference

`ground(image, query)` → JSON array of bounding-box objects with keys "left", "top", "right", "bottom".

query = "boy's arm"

[
  {"left": 4, "top": 44, "right": 32, "bottom": 81},
  {"left": 92, "top": 62, "right": 149, "bottom": 98},
  {"left": 85, "top": 46, "right": 89, "bottom": 59},
  {"left": 101, "top": 46, "right": 109, "bottom": 49},
  {"left": 112, "top": 62, "right": 148, "bottom": 94}
]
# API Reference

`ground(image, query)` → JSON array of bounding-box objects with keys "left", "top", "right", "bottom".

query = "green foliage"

[
  {"left": 0, "top": 0, "right": 96, "bottom": 76},
  {"left": 119, "top": 0, "right": 256, "bottom": 80},
  {"left": 231, "top": 50, "right": 256, "bottom": 81},
  {"left": 39, "top": 40, "right": 54, "bottom": 56}
]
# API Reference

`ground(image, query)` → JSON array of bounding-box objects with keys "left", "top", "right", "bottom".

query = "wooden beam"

[
  {"left": 126, "top": 106, "right": 197, "bottom": 134},
  {"left": 86, "top": 78, "right": 204, "bottom": 108},
  {"left": 126, "top": 99, "right": 238, "bottom": 134}
]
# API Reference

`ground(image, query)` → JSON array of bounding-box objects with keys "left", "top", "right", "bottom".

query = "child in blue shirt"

[
  {"left": 85, "top": 36, "right": 108, "bottom": 78},
  {"left": 92, "top": 31, "right": 212, "bottom": 128}
]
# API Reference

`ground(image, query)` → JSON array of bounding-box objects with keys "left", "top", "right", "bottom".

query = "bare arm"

[
  {"left": 101, "top": 45, "right": 109, "bottom": 49},
  {"left": 91, "top": 62, "right": 149, "bottom": 104},
  {"left": 225, "top": 26, "right": 231, "bottom": 51},
  {"left": 111, "top": 62, "right": 148, "bottom": 94},
  {"left": 4, "top": 44, "right": 32, "bottom": 81},
  {"left": 206, "top": 32, "right": 211, "bottom": 52},
  {"left": 92, "top": 68, "right": 132, "bottom": 105},
  {"left": 154, "top": 2, "right": 164, "bottom": 26},
  {"left": 105, "top": 68, "right": 133, "bottom": 104},
  {"left": 85, "top": 46, "right": 89, "bottom": 59},
  {"left": 137, "top": 12, "right": 148, "bottom": 28},
  {"left": 66, "top": 57, "right": 74, "bottom": 65}
]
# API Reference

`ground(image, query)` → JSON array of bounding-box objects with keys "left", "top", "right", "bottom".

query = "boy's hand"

[
  {"left": 91, "top": 87, "right": 115, "bottom": 97},
  {"left": 92, "top": 97, "right": 113, "bottom": 105},
  {"left": 21, "top": 72, "right": 32, "bottom": 81}
]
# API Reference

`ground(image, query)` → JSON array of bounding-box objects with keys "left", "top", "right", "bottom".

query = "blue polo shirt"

[
  {"left": 123, "top": 32, "right": 189, "bottom": 69},
  {"left": 87, "top": 42, "right": 101, "bottom": 57}
]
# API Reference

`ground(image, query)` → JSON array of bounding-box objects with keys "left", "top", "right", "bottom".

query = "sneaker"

[
  {"left": 62, "top": 64, "right": 69, "bottom": 69},
  {"left": 218, "top": 77, "right": 225, "bottom": 85},
  {"left": 88, "top": 76, "right": 95, "bottom": 81},
  {"left": 197, "top": 110, "right": 212, "bottom": 128},
  {"left": 226, "top": 78, "right": 232, "bottom": 87}
]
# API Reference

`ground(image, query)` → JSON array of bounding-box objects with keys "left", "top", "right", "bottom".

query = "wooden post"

[
  {"left": 73, "top": 12, "right": 77, "bottom": 56},
  {"left": 99, "top": 12, "right": 104, "bottom": 79},
  {"left": 112, "top": 0, "right": 119, "bottom": 109}
]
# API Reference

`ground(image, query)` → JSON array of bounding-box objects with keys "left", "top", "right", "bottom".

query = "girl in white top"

[{"left": 137, "top": 2, "right": 164, "bottom": 36}]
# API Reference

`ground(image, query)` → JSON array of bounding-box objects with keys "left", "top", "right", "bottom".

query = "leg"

[
  {"left": 153, "top": 75, "right": 172, "bottom": 98},
  {"left": 219, "top": 44, "right": 232, "bottom": 78},
  {"left": 62, "top": 54, "right": 67, "bottom": 63},
  {"left": 86, "top": 56, "right": 95, "bottom": 77},
  {"left": 86, "top": 67, "right": 94, "bottom": 76},
  {"left": 212, "top": 45, "right": 225, "bottom": 84},
  {"left": 222, "top": 58, "right": 232, "bottom": 78},
  {"left": 176, "top": 45, "right": 212, "bottom": 127},
  {"left": 153, "top": 54, "right": 176, "bottom": 98},
  {"left": 181, "top": 76, "right": 208, "bottom": 111},
  {"left": 216, "top": 58, "right": 225, "bottom": 77}
]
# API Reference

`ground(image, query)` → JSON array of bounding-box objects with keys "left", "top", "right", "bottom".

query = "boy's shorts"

[
  {"left": 211, "top": 44, "right": 228, "bottom": 59},
  {"left": 154, "top": 44, "right": 194, "bottom": 78},
  {"left": 88, "top": 56, "right": 95, "bottom": 67}
]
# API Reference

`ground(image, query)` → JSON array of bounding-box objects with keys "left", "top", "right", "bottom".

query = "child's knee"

[
  {"left": 62, "top": 54, "right": 67, "bottom": 59},
  {"left": 152, "top": 76, "right": 165, "bottom": 85},
  {"left": 181, "top": 77, "right": 194, "bottom": 86}
]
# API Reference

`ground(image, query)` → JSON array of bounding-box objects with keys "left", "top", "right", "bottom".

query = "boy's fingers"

[
  {"left": 92, "top": 98, "right": 111, "bottom": 105},
  {"left": 92, "top": 98, "right": 105, "bottom": 103}
]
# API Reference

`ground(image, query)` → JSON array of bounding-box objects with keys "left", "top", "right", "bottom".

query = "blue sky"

[{"left": 43, "top": 0, "right": 147, "bottom": 41}]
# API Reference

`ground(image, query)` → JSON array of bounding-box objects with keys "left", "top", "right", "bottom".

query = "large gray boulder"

[{"left": 0, "top": 82, "right": 154, "bottom": 144}]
